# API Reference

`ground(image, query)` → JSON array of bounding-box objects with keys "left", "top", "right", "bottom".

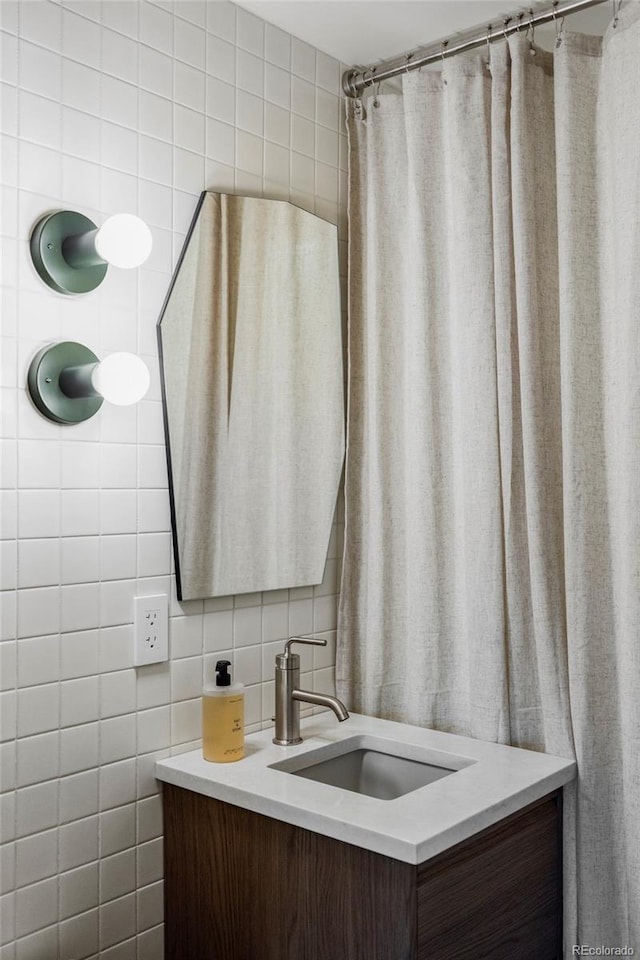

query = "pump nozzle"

[{"left": 215, "top": 660, "right": 232, "bottom": 686}]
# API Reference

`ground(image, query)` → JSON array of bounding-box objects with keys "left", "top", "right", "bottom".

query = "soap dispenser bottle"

[{"left": 202, "top": 660, "right": 245, "bottom": 763}]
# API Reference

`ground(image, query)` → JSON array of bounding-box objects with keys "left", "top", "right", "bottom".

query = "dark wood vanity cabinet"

[{"left": 163, "top": 784, "right": 562, "bottom": 960}]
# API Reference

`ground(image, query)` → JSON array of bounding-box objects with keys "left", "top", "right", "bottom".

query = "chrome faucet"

[{"left": 273, "top": 637, "right": 349, "bottom": 745}]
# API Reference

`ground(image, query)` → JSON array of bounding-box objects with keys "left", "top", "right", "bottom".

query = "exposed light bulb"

[
  {"left": 94, "top": 214, "right": 153, "bottom": 269},
  {"left": 91, "top": 352, "right": 150, "bottom": 406}
]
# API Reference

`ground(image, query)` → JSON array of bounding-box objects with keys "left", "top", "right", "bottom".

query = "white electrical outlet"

[{"left": 134, "top": 595, "right": 169, "bottom": 666}]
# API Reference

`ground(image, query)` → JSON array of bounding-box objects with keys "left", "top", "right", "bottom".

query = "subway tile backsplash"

[{"left": 0, "top": 1, "right": 346, "bottom": 956}]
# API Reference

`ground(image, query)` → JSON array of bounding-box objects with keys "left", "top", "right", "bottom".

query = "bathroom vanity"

[{"left": 156, "top": 714, "right": 575, "bottom": 960}]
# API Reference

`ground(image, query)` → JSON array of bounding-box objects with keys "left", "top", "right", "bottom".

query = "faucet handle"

[{"left": 283, "top": 636, "right": 327, "bottom": 657}]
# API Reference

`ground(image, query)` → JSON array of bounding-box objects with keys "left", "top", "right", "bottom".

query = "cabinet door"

[{"left": 163, "top": 784, "right": 417, "bottom": 960}]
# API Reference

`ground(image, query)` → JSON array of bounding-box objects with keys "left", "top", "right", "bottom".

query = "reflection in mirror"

[{"left": 158, "top": 192, "right": 344, "bottom": 601}]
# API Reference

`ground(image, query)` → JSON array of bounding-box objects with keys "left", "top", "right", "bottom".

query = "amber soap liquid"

[{"left": 202, "top": 693, "right": 245, "bottom": 762}]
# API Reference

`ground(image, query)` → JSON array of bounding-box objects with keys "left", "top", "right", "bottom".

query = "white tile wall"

[{"left": 0, "top": 0, "right": 347, "bottom": 956}]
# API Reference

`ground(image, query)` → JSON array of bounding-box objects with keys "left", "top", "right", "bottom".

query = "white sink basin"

[{"left": 268, "top": 734, "right": 474, "bottom": 800}]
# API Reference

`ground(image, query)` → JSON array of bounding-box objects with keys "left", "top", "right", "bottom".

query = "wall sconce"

[
  {"left": 30, "top": 211, "right": 153, "bottom": 295},
  {"left": 27, "top": 341, "right": 150, "bottom": 423}
]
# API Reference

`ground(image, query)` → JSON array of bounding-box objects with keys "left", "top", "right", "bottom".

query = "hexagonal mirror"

[{"left": 158, "top": 192, "right": 344, "bottom": 601}]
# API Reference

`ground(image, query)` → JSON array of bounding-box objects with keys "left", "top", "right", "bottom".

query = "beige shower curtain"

[{"left": 337, "top": 10, "right": 640, "bottom": 953}]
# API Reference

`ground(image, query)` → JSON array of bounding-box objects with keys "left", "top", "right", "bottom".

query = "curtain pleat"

[{"left": 338, "top": 7, "right": 640, "bottom": 951}]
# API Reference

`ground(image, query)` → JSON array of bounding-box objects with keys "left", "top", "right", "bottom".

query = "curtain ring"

[
  {"left": 528, "top": 9, "right": 537, "bottom": 54},
  {"left": 441, "top": 39, "right": 448, "bottom": 85},
  {"left": 553, "top": 1, "right": 565, "bottom": 46},
  {"left": 485, "top": 24, "right": 492, "bottom": 68},
  {"left": 612, "top": 0, "right": 620, "bottom": 28},
  {"left": 404, "top": 52, "right": 413, "bottom": 74},
  {"left": 503, "top": 17, "right": 510, "bottom": 40},
  {"left": 353, "top": 98, "right": 366, "bottom": 123},
  {"left": 373, "top": 79, "right": 381, "bottom": 108}
]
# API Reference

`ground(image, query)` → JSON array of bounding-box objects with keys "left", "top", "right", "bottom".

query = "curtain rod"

[{"left": 342, "top": 0, "right": 610, "bottom": 97}]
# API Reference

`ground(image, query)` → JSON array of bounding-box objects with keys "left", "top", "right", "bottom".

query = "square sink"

[{"left": 269, "top": 735, "right": 475, "bottom": 800}]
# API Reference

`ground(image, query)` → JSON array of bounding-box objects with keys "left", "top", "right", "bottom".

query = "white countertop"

[{"left": 155, "top": 713, "right": 576, "bottom": 865}]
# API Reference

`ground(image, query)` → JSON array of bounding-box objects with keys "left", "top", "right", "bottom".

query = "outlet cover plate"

[{"left": 134, "top": 594, "right": 168, "bottom": 666}]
